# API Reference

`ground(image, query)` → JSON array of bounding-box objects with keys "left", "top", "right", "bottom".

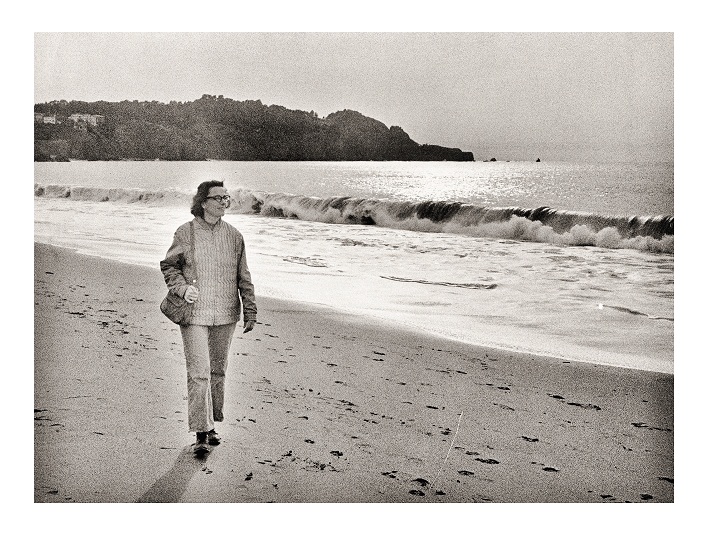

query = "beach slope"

[{"left": 34, "top": 243, "right": 673, "bottom": 502}]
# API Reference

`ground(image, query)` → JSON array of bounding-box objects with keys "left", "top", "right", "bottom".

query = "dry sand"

[{"left": 34, "top": 242, "right": 673, "bottom": 503}]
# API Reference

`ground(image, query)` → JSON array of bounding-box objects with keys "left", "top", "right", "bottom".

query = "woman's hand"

[
  {"left": 243, "top": 320, "right": 256, "bottom": 333},
  {"left": 184, "top": 285, "right": 199, "bottom": 304}
]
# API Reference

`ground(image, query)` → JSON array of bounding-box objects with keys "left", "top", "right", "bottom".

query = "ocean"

[{"left": 34, "top": 160, "right": 674, "bottom": 374}]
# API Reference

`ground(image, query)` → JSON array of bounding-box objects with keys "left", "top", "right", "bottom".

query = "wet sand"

[{"left": 34, "top": 242, "right": 673, "bottom": 502}]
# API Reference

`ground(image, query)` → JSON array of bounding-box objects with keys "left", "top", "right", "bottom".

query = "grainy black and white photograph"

[{"left": 27, "top": 7, "right": 690, "bottom": 522}]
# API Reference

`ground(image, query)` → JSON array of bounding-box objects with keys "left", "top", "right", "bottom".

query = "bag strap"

[{"left": 189, "top": 220, "right": 196, "bottom": 284}]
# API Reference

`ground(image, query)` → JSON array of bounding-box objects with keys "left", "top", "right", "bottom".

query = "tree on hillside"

[{"left": 33, "top": 96, "right": 474, "bottom": 162}]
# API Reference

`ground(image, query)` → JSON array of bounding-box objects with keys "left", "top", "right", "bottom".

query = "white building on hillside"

[
  {"left": 68, "top": 113, "right": 105, "bottom": 127},
  {"left": 35, "top": 114, "right": 58, "bottom": 124}
]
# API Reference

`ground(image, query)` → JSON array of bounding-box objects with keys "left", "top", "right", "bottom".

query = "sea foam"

[{"left": 35, "top": 184, "right": 674, "bottom": 253}]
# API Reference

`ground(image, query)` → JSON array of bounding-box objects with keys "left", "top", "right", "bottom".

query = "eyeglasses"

[{"left": 206, "top": 195, "right": 231, "bottom": 204}]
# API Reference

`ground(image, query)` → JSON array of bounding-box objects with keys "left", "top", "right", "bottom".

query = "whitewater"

[{"left": 34, "top": 160, "right": 674, "bottom": 374}]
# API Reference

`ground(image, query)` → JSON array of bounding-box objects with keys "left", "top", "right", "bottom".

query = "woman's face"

[{"left": 202, "top": 186, "right": 230, "bottom": 220}]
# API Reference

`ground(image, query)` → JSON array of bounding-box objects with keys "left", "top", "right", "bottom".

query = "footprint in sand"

[
  {"left": 632, "top": 422, "right": 672, "bottom": 432},
  {"left": 412, "top": 478, "right": 429, "bottom": 487},
  {"left": 494, "top": 403, "right": 515, "bottom": 411},
  {"left": 475, "top": 458, "right": 500, "bottom": 465},
  {"left": 567, "top": 402, "right": 601, "bottom": 411},
  {"left": 458, "top": 470, "right": 474, "bottom": 476},
  {"left": 409, "top": 490, "right": 425, "bottom": 496},
  {"left": 549, "top": 394, "right": 601, "bottom": 411},
  {"left": 521, "top": 436, "right": 539, "bottom": 442}
]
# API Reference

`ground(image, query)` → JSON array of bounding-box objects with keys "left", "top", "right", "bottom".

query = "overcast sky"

[{"left": 34, "top": 32, "right": 673, "bottom": 161}]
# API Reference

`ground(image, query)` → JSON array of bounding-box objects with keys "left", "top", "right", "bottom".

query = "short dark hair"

[{"left": 191, "top": 180, "right": 225, "bottom": 218}]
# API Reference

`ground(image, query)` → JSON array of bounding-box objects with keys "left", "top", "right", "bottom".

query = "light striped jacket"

[{"left": 160, "top": 217, "right": 257, "bottom": 326}]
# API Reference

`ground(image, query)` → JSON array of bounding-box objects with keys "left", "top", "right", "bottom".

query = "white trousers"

[{"left": 179, "top": 323, "right": 237, "bottom": 432}]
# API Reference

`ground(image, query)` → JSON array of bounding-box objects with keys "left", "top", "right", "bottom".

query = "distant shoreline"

[
  {"left": 34, "top": 157, "right": 675, "bottom": 165},
  {"left": 35, "top": 97, "right": 475, "bottom": 162}
]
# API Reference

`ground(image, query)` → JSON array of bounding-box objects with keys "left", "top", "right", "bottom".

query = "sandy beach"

[{"left": 34, "top": 242, "right": 673, "bottom": 503}]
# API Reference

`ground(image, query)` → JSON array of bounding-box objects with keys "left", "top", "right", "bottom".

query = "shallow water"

[{"left": 34, "top": 193, "right": 673, "bottom": 373}]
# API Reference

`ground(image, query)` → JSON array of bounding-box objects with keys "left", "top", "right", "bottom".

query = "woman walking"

[{"left": 160, "top": 180, "right": 257, "bottom": 455}]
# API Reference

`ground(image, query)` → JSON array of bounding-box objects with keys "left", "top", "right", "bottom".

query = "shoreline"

[
  {"left": 34, "top": 238, "right": 672, "bottom": 375},
  {"left": 34, "top": 242, "right": 673, "bottom": 502}
]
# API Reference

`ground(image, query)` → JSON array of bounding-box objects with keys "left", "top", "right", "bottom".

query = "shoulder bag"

[{"left": 160, "top": 220, "right": 196, "bottom": 325}]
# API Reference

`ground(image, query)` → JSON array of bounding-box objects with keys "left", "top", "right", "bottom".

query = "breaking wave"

[{"left": 35, "top": 184, "right": 674, "bottom": 253}]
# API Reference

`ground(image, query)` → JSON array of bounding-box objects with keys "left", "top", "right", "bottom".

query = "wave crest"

[
  {"left": 230, "top": 189, "right": 673, "bottom": 252},
  {"left": 35, "top": 184, "right": 674, "bottom": 253}
]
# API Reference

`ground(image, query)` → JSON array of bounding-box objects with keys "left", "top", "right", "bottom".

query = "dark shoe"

[
  {"left": 194, "top": 432, "right": 210, "bottom": 455},
  {"left": 207, "top": 429, "right": 221, "bottom": 446}
]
